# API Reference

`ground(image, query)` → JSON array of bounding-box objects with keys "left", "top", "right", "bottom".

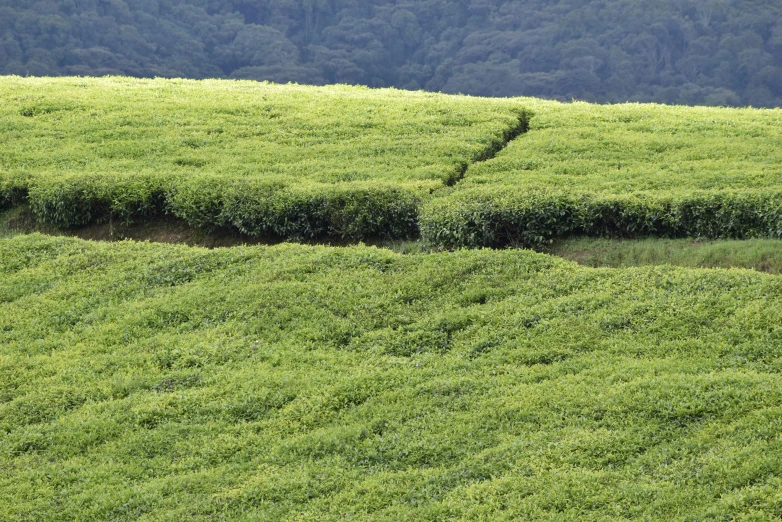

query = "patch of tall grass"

[{"left": 550, "top": 237, "right": 782, "bottom": 273}]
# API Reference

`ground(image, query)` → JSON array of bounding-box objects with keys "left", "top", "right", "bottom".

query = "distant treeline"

[{"left": 2, "top": 0, "right": 781, "bottom": 107}]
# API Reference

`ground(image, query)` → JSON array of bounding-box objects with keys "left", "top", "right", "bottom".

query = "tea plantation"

[
  {"left": 3, "top": 76, "right": 782, "bottom": 245},
  {"left": 0, "top": 76, "right": 527, "bottom": 240},
  {"left": 421, "top": 99, "right": 782, "bottom": 248},
  {"left": 2, "top": 78, "right": 782, "bottom": 520},
  {"left": 2, "top": 234, "right": 782, "bottom": 520}
]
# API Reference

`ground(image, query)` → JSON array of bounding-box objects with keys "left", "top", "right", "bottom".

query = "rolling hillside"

[
  {"left": 2, "top": 77, "right": 782, "bottom": 520},
  {"left": 2, "top": 234, "right": 782, "bottom": 519}
]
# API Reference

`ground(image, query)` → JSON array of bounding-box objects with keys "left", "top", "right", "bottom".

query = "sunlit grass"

[
  {"left": 0, "top": 76, "right": 527, "bottom": 239},
  {"left": 2, "top": 235, "right": 782, "bottom": 519},
  {"left": 422, "top": 100, "right": 782, "bottom": 248}
]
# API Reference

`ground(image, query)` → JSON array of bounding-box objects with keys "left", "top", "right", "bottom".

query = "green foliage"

[
  {"left": 169, "top": 177, "right": 421, "bottom": 240},
  {"left": 3, "top": 234, "right": 782, "bottom": 519},
  {"left": 26, "top": 173, "right": 168, "bottom": 227},
  {"left": 422, "top": 100, "right": 782, "bottom": 248},
  {"left": 5, "top": 77, "right": 781, "bottom": 246},
  {"left": 1, "top": 0, "right": 781, "bottom": 107},
  {"left": 0, "top": 76, "right": 526, "bottom": 239},
  {"left": 422, "top": 188, "right": 782, "bottom": 248}
]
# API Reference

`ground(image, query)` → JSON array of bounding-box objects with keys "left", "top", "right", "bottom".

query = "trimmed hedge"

[
  {"left": 18, "top": 172, "right": 422, "bottom": 240},
  {"left": 15, "top": 178, "right": 782, "bottom": 246},
  {"left": 0, "top": 76, "right": 532, "bottom": 241},
  {"left": 4, "top": 78, "right": 781, "bottom": 246},
  {"left": 26, "top": 173, "right": 169, "bottom": 228},
  {"left": 0, "top": 172, "right": 30, "bottom": 212},
  {"left": 168, "top": 176, "right": 421, "bottom": 240},
  {"left": 420, "top": 188, "right": 782, "bottom": 249}
]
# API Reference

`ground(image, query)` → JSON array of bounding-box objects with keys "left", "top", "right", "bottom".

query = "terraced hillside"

[
  {"left": 422, "top": 99, "right": 782, "bottom": 248},
  {"left": 3, "top": 76, "right": 782, "bottom": 246},
  {"left": 0, "top": 76, "right": 526, "bottom": 240},
  {"left": 2, "top": 234, "right": 782, "bottom": 520}
]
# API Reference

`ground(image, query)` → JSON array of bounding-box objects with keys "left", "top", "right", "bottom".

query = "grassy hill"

[{"left": 2, "top": 234, "right": 782, "bottom": 520}]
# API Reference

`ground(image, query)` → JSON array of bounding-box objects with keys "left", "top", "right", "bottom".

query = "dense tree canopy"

[{"left": 1, "top": 0, "right": 781, "bottom": 107}]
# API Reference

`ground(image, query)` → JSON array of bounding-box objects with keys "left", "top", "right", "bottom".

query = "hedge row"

[
  {"left": 0, "top": 172, "right": 29, "bottom": 212},
  {"left": 25, "top": 173, "right": 168, "bottom": 228},
  {"left": 10, "top": 172, "right": 421, "bottom": 241},
  {"left": 6, "top": 173, "right": 782, "bottom": 246},
  {"left": 420, "top": 188, "right": 782, "bottom": 249},
  {"left": 169, "top": 176, "right": 420, "bottom": 240}
]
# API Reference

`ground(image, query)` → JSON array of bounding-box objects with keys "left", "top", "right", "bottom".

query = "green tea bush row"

[
  {"left": 0, "top": 172, "right": 29, "bottom": 212},
  {"left": 3, "top": 102, "right": 528, "bottom": 239},
  {"left": 169, "top": 176, "right": 421, "bottom": 240},
  {"left": 18, "top": 176, "right": 782, "bottom": 245},
  {"left": 19, "top": 173, "right": 421, "bottom": 240},
  {"left": 4, "top": 77, "right": 781, "bottom": 245},
  {"left": 26, "top": 173, "right": 169, "bottom": 228},
  {"left": 0, "top": 77, "right": 535, "bottom": 240},
  {"left": 421, "top": 188, "right": 782, "bottom": 248},
  {"left": 433, "top": 99, "right": 782, "bottom": 248}
]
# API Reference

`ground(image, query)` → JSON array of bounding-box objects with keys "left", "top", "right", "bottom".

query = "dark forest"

[{"left": 2, "top": 0, "right": 781, "bottom": 107}]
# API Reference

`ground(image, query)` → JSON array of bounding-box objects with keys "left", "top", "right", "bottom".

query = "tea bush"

[
  {"left": 0, "top": 76, "right": 527, "bottom": 239},
  {"left": 422, "top": 99, "right": 782, "bottom": 247},
  {"left": 2, "top": 235, "right": 782, "bottom": 519},
  {"left": 4, "top": 77, "right": 781, "bottom": 246},
  {"left": 422, "top": 188, "right": 782, "bottom": 248}
]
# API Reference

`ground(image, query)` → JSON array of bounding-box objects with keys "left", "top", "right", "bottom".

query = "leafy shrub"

[
  {"left": 421, "top": 189, "right": 782, "bottom": 248},
  {"left": 3, "top": 78, "right": 781, "bottom": 245},
  {"left": 26, "top": 173, "right": 168, "bottom": 227},
  {"left": 3, "top": 235, "right": 782, "bottom": 519},
  {"left": 0, "top": 172, "right": 29, "bottom": 212},
  {"left": 426, "top": 99, "right": 782, "bottom": 248},
  {"left": 168, "top": 177, "right": 421, "bottom": 240},
  {"left": 0, "top": 77, "right": 528, "bottom": 240}
]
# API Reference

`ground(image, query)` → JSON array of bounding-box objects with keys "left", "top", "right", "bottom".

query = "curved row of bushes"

[
  {"left": 4, "top": 172, "right": 782, "bottom": 247},
  {"left": 420, "top": 189, "right": 782, "bottom": 248},
  {"left": 0, "top": 172, "right": 423, "bottom": 241}
]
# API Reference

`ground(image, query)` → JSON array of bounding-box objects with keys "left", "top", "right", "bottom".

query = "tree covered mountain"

[{"left": 1, "top": 0, "right": 781, "bottom": 107}]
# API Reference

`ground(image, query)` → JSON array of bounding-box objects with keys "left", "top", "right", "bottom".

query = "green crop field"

[
  {"left": 3, "top": 78, "right": 782, "bottom": 520},
  {"left": 2, "top": 234, "right": 782, "bottom": 520},
  {"left": 0, "top": 76, "right": 526, "bottom": 240},
  {"left": 421, "top": 99, "right": 782, "bottom": 248},
  {"left": 464, "top": 100, "right": 782, "bottom": 193},
  {"left": 4, "top": 77, "right": 782, "bottom": 246}
]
